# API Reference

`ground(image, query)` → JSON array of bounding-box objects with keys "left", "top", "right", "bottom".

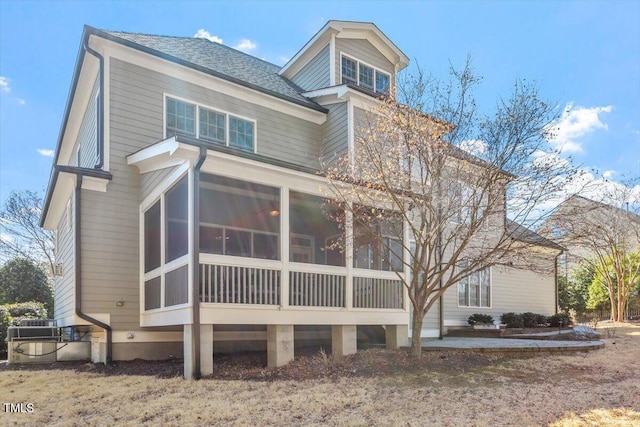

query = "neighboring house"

[
  {"left": 41, "top": 20, "right": 560, "bottom": 378},
  {"left": 540, "top": 195, "right": 640, "bottom": 276}
]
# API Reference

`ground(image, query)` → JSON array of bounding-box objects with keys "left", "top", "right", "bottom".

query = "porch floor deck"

[{"left": 420, "top": 337, "right": 604, "bottom": 353}]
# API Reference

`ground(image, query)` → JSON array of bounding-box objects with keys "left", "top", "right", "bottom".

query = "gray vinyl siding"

[
  {"left": 320, "top": 102, "right": 348, "bottom": 167},
  {"left": 75, "top": 77, "right": 100, "bottom": 168},
  {"left": 54, "top": 194, "right": 75, "bottom": 322},
  {"left": 110, "top": 58, "right": 323, "bottom": 169},
  {"left": 336, "top": 38, "right": 396, "bottom": 90},
  {"left": 441, "top": 261, "right": 557, "bottom": 327},
  {"left": 141, "top": 166, "right": 180, "bottom": 202},
  {"left": 80, "top": 181, "right": 140, "bottom": 330},
  {"left": 353, "top": 106, "right": 371, "bottom": 139},
  {"left": 291, "top": 43, "right": 330, "bottom": 91}
]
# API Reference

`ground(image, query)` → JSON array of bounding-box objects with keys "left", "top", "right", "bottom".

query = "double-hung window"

[
  {"left": 166, "top": 98, "right": 195, "bottom": 137},
  {"left": 341, "top": 55, "right": 391, "bottom": 95},
  {"left": 457, "top": 262, "right": 491, "bottom": 307},
  {"left": 165, "top": 97, "right": 256, "bottom": 152}
]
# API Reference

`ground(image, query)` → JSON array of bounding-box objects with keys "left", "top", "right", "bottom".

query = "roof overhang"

[
  {"left": 41, "top": 166, "right": 113, "bottom": 230},
  {"left": 280, "top": 20, "right": 409, "bottom": 79}
]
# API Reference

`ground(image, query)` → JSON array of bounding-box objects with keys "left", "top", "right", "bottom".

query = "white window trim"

[
  {"left": 457, "top": 266, "right": 492, "bottom": 308},
  {"left": 339, "top": 53, "right": 391, "bottom": 95},
  {"left": 163, "top": 93, "right": 258, "bottom": 154}
]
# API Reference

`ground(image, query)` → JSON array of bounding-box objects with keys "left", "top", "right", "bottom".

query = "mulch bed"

[{"left": 0, "top": 347, "right": 511, "bottom": 381}]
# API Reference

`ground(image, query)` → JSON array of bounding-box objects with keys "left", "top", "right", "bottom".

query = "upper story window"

[
  {"left": 165, "top": 96, "right": 256, "bottom": 153},
  {"left": 341, "top": 55, "right": 391, "bottom": 96}
]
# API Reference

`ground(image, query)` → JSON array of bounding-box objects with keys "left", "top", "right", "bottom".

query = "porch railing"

[
  {"left": 200, "top": 263, "right": 281, "bottom": 305},
  {"left": 199, "top": 256, "right": 404, "bottom": 310},
  {"left": 289, "top": 271, "right": 346, "bottom": 307},
  {"left": 353, "top": 276, "right": 404, "bottom": 309}
]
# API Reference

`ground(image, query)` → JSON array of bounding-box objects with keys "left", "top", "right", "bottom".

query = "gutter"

[
  {"left": 74, "top": 175, "right": 112, "bottom": 363},
  {"left": 82, "top": 37, "right": 105, "bottom": 169},
  {"left": 191, "top": 147, "right": 207, "bottom": 379}
]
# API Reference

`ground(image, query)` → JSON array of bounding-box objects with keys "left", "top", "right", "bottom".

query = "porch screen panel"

[
  {"left": 289, "top": 191, "right": 344, "bottom": 266},
  {"left": 144, "top": 276, "right": 161, "bottom": 310},
  {"left": 166, "top": 177, "right": 188, "bottom": 263},
  {"left": 199, "top": 174, "right": 280, "bottom": 260},
  {"left": 144, "top": 201, "right": 161, "bottom": 273},
  {"left": 165, "top": 265, "right": 188, "bottom": 306},
  {"left": 353, "top": 206, "right": 403, "bottom": 271}
]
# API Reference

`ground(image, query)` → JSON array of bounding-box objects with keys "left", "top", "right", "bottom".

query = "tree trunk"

[
  {"left": 411, "top": 310, "right": 424, "bottom": 357},
  {"left": 617, "top": 295, "right": 626, "bottom": 323},
  {"left": 609, "top": 291, "right": 617, "bottom": 322}
]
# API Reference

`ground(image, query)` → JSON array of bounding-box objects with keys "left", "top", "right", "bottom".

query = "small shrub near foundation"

[
  {"left": 501, "top": 312, "right": 524, "bottom": 328},
  {"left": 521, "top": 312, "right": 548, "bottom": 328},
  {"left": 467, "top": 314, "right": 494, "bottom": 326},
  {"left": 548, "top": 313, "right": 572, "bottom": 327}
]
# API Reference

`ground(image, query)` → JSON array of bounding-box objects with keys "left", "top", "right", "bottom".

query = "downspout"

[
  {"left": 82, "top": 37, "right": 105, "bottom": 170},
  {"left": 438, "top": 233, "right": 444, "bottom": 340},
  {"left": 191, "top": 147, "right": 207, "bottom": 379},
  {"left": 75, "top": 175, "right": 112, "bottom": 363},
  {"left": 554, "top": 251, "right": 562, "bottom": 315}
]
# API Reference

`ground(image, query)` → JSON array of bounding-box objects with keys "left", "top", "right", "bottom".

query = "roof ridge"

[{"left": 101, "top": 28, "right": 282, "bottom": 70}]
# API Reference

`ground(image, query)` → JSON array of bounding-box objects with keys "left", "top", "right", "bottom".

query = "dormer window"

[
  {"left": 341, "top": 57, "right": 357, "bottom": 85},
  {"left": 341, "top": 54, "right": 391, "bottom": 96}
]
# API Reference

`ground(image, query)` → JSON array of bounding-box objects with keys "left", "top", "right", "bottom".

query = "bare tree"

[
  {"left": 543, "top": 185, "right": 640, "bottom": 322},
  {"left": 323, "top": 60, "right": 577, "bottom": 356},
  {"left": 0, "top": 190, "right": 55, "bottom": 275}
]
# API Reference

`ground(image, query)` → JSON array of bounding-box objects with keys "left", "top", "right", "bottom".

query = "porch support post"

[
  {"left": 385, "top": 324, "right": 408, "bottom": 349},
  {"left": 331, "top": 325, "right": 357, "bottom": 356},
  {"left": 183, "top": 324, "right": 196, "bottom": 379},
  {"left": 200, "top": 324, "right": 214, "bottom": 376},
  {"left": 267, "top": 324, "right": 294, "bottom": 367}
]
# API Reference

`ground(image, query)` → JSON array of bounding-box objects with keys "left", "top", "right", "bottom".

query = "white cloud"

[
  {"left": 459, "top": 139, "right": 487, "bottom": 156},
  {"left": 546, "top": 102, "right": 613, "bottom": 154},
  {"left": 0, "top": 76, "right": 10, "bottom": 93},
  {"left": 278, "top": 55, "right": 291, "bottom": 65},
  {"left": 0, "top": 232, "right": 14, "bottom": 244},
  {"left": 234, "top": 39, "right": 257, "bottom": 53},
  {"left": 37, "top": 148, "right": 55, "bottom": 157},
  {"left": 16, "top": 98, "right": 25, "bottom": 106},
  {"left": 193, "top": 29, "right": 223, "bottom": 44}
]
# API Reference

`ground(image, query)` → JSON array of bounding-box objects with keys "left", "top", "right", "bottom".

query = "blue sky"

[{"left": 1, "top": 0, "right": 639, "bottom": 206}]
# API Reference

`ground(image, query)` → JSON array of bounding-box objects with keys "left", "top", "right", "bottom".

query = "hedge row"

[{"left": 467, "top": 312, "right": 572, "bottom": 328}]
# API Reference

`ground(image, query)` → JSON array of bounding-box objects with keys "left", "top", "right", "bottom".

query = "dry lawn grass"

[{"left": 1, "top": 324, "right": 639, "bottom": 426}]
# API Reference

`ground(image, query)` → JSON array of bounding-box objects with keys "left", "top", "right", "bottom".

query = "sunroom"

[{"left": 127, "top": 136, "right": 409, "bottom": 373}]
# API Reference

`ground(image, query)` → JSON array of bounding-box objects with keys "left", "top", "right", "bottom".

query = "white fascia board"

[
  {"left": 332, "top": 22, "right": 409, "bottom": 70},
  {"left": 279, "top": 23, "right": 336, "bottom": 77},
  {"left": 94, "top": 37, "right": 327, "bottom": 125},
  {"left": 127, "top": 137, "right": 199, "bottom": 174},
  {"left": 303, "top": 85, "right": 382, "bottom": 111},
  {"left": 42, "top": 172, "right": 76, "bottom": 230},
  {"left": 57, "top": 53, "right": 100, "bottom": 167}
]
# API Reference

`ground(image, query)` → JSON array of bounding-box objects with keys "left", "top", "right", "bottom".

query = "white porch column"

[
  {"left": 200, "top": 324, "right": 214, "bottom": 376},
  {"left": 385, "top": 324, "right": 408, "bottom": 349},
  {"left": 280, "top": 187, "right": 289, "bottom": 309},
  {"left": 331, "top": 325, "right": 357, "bottom": 356},
  {"left": 267, "top": 324, "right": 294, "bottom": 367},
  {"left": 345, "top": 210, "right": 353, "bottom": 310},
  {"left": 183, "top": 324, "right": 196, "bottom": 379}
]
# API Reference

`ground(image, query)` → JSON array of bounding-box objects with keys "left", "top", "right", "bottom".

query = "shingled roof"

[
  {"left": 95, "top": 28, "right": 326, "bottom": 112},
  {"left": 506, "top": 220, "right": 564, "bottom": 251}
]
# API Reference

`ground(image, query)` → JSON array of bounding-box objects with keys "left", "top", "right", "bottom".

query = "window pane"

[
  {"left": 359, "top": 64, "right": 374, "bottom": 89},
  {"left": 144, "top": 202, "right": 161, "bottom": 273},
  {"left": 469, "top": 272, "right": 479, "bottom": 306},
  {"left": 166, "top": 98, "right": 195, "bottom": 137},
  {"left": 481, "top": 270, "right": 491, "bottom": 307},
  {"left": 254, "top": 233, "right": 278, "bottom": 260},
  {"left": 229, "top": 116, "right": 254, "bottom": 151},
  {"left": 165, "top": 177, "right": 189, "bottom": 263},
  {"left": 341, "top": 57, "right": 357, "bottom": 84},
  {"left": 376, "top": 71, "right": 390, "bottom": 95},
  {"left": 226, "top": 229, "right": 251, "bottom": 257},
  {"left": 458, "top": 279, "right": 468, "bottom": 306},
  {"left": 199, "top": 107, "right": 225, "bottom": 144},
  {"left": 200, "top": 226, "right": 223, "bottom": 254}
]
